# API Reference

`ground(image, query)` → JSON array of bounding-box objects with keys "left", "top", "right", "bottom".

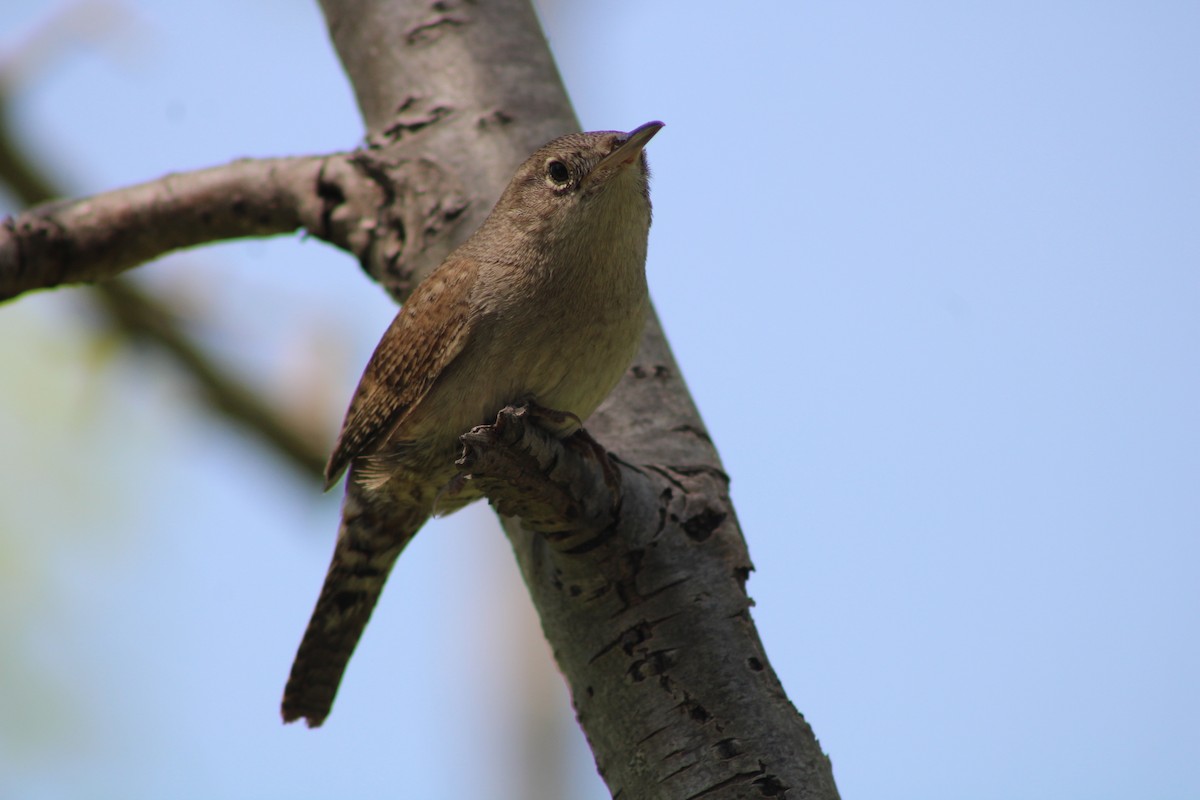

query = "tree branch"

[
  {"left": 318, "top": 0, "right": 576, "bottom": 290},
  {"left": 316, "top": 0, "right": 842, "bottom": 795},
  {"left": 571, "top": 331, "right": 842, "bottom": 795},
  {"left": 1, "top": 155, "right": 335, "bottom": 300},
  {"left": 2, "top": 0, "right": 842, "bottom": 793}
]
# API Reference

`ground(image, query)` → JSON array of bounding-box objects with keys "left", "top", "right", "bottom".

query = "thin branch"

[
  {"left": 0, "top": 155, "right": 337, "bottom": 301},
  {"left": 92, "top": 279, "right": 328, "bottom": 477},
  {"left": 0, "top": 105, "right": 59, "bottom": 204}
]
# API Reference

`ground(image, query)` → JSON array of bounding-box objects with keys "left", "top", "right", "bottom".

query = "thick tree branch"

[
  {"left": 460, "top": 318, "right": 840, "bottom": 796},
  {"left": 2, "top": 1, "right": 841, "bottom": 793},
  {"left": 317, "top": 1, "right": 841, "bottom": 796},
  {"left": 318, "top": 0, "right": 575, "bottom": 292},
  {"left": 551, "top": 324, "right": 839, "bottom": 796}
]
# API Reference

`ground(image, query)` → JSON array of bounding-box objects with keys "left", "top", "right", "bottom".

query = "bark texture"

[
  {"left": 317, "top": 1, "right": 840, "bottom": 796},
  {"left": 466, "top": 319, "right": 839, "bottom": 797},
  {"left": 317, "top": 0, "right": 576, "bottom": 299},
  {"left": 0, "top": 0, "right": 842, "bottom": 795}
]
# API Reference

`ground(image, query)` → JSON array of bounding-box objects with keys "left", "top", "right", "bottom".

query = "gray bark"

[
  {"left": 0, "top": 0, "right": 842, "bottom": 795},
  {"left": 318, "top": 0, "right": 840, "bottom": 796}
]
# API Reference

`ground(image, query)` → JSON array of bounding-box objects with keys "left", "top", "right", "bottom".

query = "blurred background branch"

[{"left": 0, "top": 5, "right": 328, "bottom": 481}]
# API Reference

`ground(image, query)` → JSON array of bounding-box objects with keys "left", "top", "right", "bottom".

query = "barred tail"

[{"left": 282, "top": 479, "right": 427, "bottom": 727}]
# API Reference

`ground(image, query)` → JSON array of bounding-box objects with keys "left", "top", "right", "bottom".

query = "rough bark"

[
  {"left": 463, "top": 318, "right": 839, "bottom": 797},
  {"left": 318, "top": 1, "right": 840, "bottom": 796},
  {"left": 0, "top": 0, "right": 842, "bottom": 795},
  {"left": 317, "top": 0, "right": 575, "bottom": 300}
]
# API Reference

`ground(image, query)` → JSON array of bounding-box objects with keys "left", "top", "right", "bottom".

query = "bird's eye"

[{"left": 546, "top": 160, "right": 570, "bottom": 185}]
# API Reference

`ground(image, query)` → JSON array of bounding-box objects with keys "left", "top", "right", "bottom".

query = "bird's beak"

[{"left": 587, "top": 120, "right": 664, "bottom": 183}]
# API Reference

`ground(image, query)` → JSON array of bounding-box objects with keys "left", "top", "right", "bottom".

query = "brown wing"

[{"left": 323, "top": 258, "right": 479, "bottom": 489}]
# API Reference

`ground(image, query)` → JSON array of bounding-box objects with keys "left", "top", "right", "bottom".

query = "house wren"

[{"left": 282, "top": 121, "right": 663, "bottom": 727}]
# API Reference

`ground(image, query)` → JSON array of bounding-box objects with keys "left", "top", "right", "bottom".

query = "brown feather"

[
  {"left": 281, "top": 478, "right": 429, "bottom": 727},
  {"left": 323, "top": 258, "right": 480, "bottom": 489}
]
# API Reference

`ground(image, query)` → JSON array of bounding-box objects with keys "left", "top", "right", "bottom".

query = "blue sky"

[{"left": 1, "top": 1, "right": 1197, "bottom": 798}]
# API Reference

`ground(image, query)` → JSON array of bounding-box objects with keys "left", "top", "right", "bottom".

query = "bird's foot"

[
  {"left": 516, "top": 397, "right": 583, "bottom": 437},
  {"left": 456, "top": 404, "right": 619, "bottom": 547}
]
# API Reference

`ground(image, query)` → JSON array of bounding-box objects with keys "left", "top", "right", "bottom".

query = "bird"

[{"left": 281, "top": 121, "right": 663, "bottom": 727}]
